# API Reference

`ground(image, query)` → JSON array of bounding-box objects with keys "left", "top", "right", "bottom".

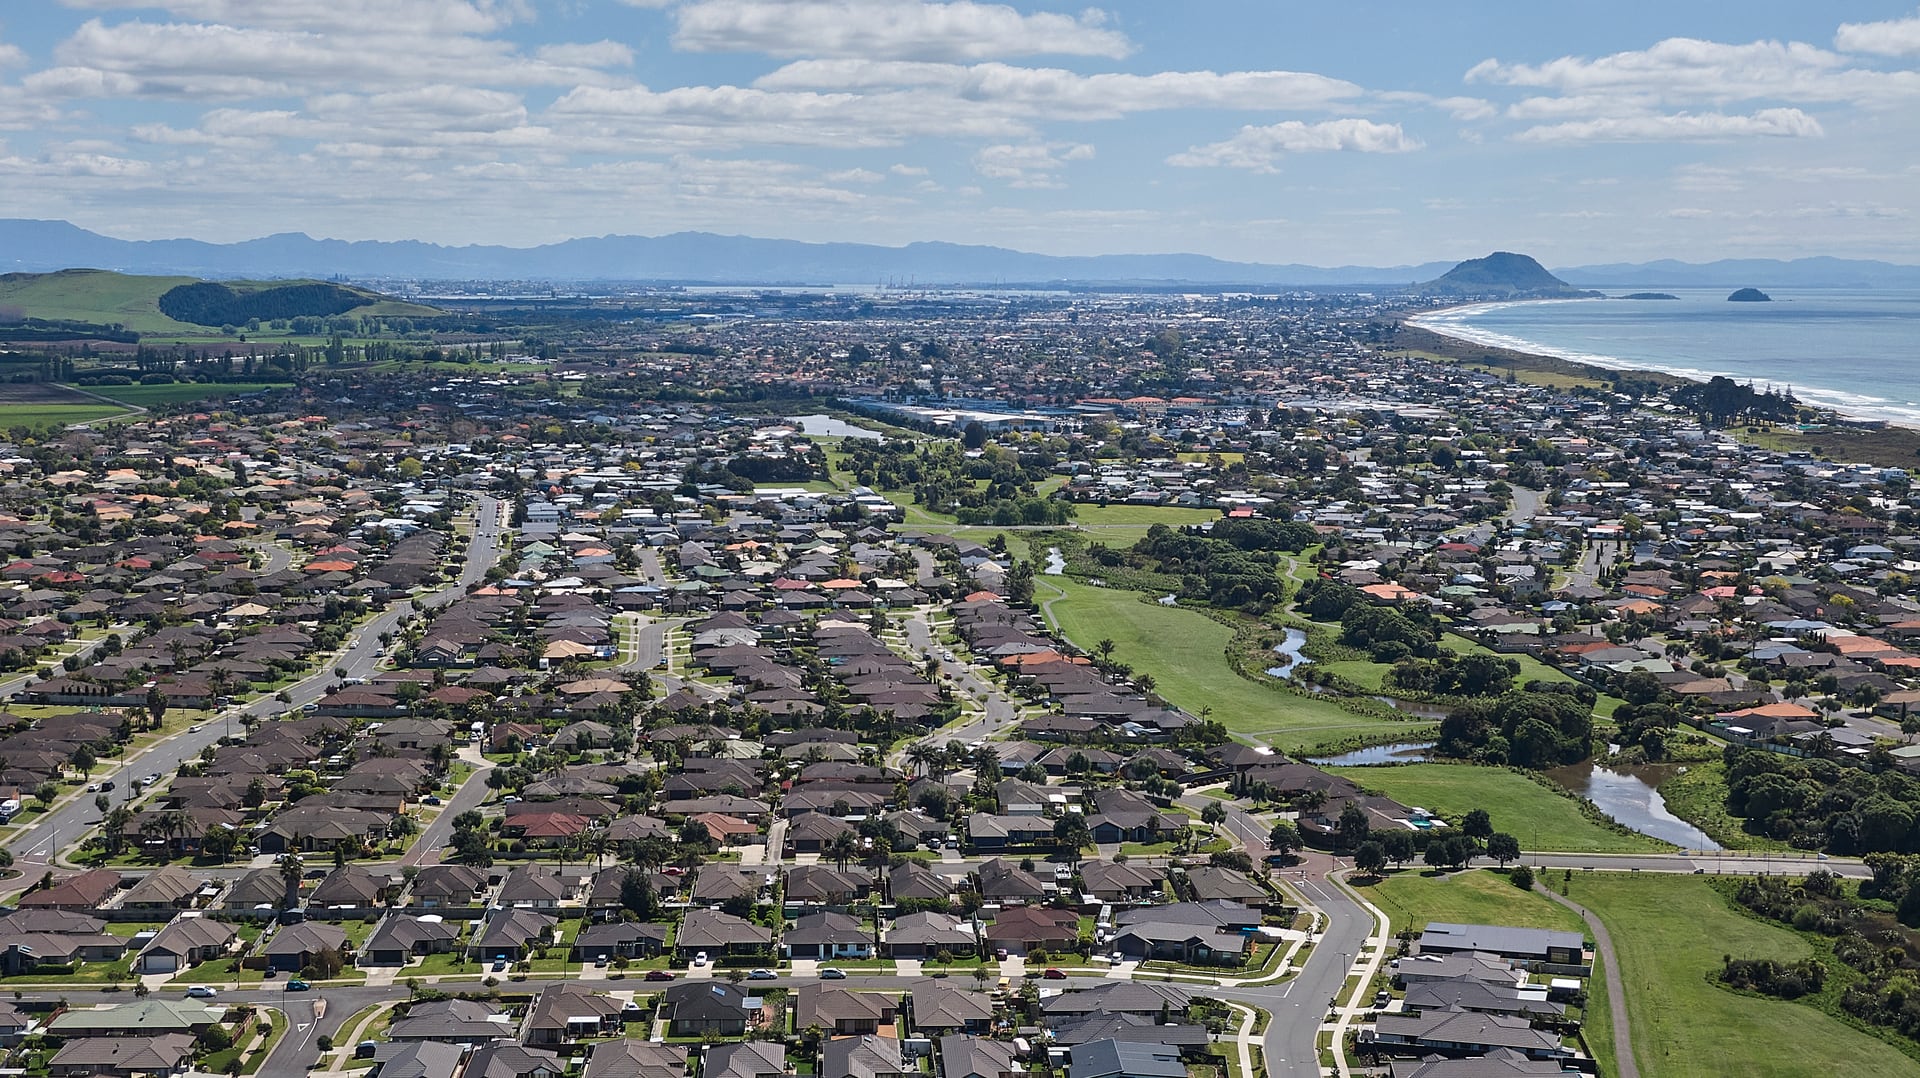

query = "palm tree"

[
  {"left": 279, "top": 851, "right": 304, "bottom": 908},
  {"left": 829, "top": 831, "right": 860, "bottom": 873}
]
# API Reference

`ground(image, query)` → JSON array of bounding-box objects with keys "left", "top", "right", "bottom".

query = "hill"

[
  {"left": 0, "top": 269, "right": 439, "bottom": 336},
  {"left": 1420, "top": 252, "right": 1596, "bottom": 297}
]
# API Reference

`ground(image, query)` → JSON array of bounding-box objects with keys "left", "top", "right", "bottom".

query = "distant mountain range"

[{"left": 4, "top": 218, "right": 1919, "bottom": 289}]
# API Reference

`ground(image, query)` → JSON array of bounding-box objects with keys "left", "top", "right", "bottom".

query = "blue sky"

[{"left": 2, "top": 1, "right": 1918, "bottom": 265}]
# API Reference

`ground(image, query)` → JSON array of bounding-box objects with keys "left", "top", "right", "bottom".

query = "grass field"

[
  {"left": 1039, "top": 576, "right": 1418, "bottom": 751},
  {"left": 1360, "top": 868, "right": 1588, "bottom": 936},
  {"left": 1574, "top": 873, "right": 1920, "bottom": 1077},
  {"left": 0, "top": 268, "right": 439, "bottom": 337},
  {"left": 0, "top": 402, "right": 130, "bottom": 427},
  {"left": 81, "top": 382, "right": 284, "bottom": 407},
  {"left": 1327, "top": 763, "right": 1667, "bottom": 853}
]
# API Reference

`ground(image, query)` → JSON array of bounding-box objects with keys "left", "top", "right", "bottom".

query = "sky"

[{"left": 2, "top": 1, "right": 1919, "bottom": 266}]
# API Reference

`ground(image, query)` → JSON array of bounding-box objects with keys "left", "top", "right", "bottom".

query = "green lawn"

[
  {"left": 80, "top": 382, "right": 283, "bottom": 407},
  {"left": 1574, "top": 873, "right": 1920, "bottom": 1077},
  {"left": 0, "top": 402, "right": 130, "bottom": 427},
  {"left": 1326, "top": 763, "right": 1667, "bottom": 853},
  {"left": 1039, "top": 576, "right": 1416, "bottom": 752},
  {"left": 1360, "top": 869, "right": 1588, "bottom": 936}
]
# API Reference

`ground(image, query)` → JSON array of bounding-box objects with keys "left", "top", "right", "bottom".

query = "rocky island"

[
  {"left": 1621, "top": 292, "right": 1679, "bottom": 300},
  {"left": 1728, "top": 287, "right": 1772, "bottom": 302}
]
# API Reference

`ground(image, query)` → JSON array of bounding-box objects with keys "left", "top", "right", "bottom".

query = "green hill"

[
  {"left": 0, "top": 268, "right": 440, "bottom": 336},
  {"left": 1420, "top": 252, "right": 1595, "bottom": 297}
]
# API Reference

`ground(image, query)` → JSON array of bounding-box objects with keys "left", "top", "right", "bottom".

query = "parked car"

[
  {"left": 1110, "top": 951, "right": 1124, "bottom": 964},
  {"left": 423, "top": 795, "right": 442, "bottom": 806},
  {"left": 819, "top": 968, "right": 848, "bottom": 979},
  {"left": 748, "top": 968, "right": 777, "bottom": 980},
  {"left": 594, "top": 954, "right": 609, "bottom": 968},
  {"left": 286, "top": 979, "right": 311, "bottom": 992},
  {"left": 1043, "top": 968, "right": 1067, "bottom": 980},
  {"left": 692, "top": 952, "right": 709, "bottom": 967},
  {"left": 492, "top": 958, "right": 508, "bottom": 972},
  {"left": 186, "top": 986, "right": 218, "bottom": 999},
  {"left": 645, "top": 970, "right": 676, "bottom": 982}
]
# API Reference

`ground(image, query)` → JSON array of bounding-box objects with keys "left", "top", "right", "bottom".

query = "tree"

[
  {"left": 1353, "top": 841, "right": 1387, "bottom": 878},
  {"left": 1509, "top": 865, "right": 1535, "bottom": 891},
  {"left": 1336, "top": 803, "right": 1370, "bottom": 851},
  {"left": 278, "top": 852, "right": 304, "bottom": 908},
  {"left": 1267, "top": 821, "right": 1301, "bottom": 861},
  {"left": 1485, "top": 832, "right": 1521, "bottom": 868},
  {"left": 1462, "top": 809, "right": 1494, "bottom": 841},
  {"left": 1053, "top": 814, "right": 1092, "bottom": 870},
  {"left": 1379, "top": 829, "right": 1415, "bottom": 867},
  {"left": 1200, "top": 801, "right": 1227, "bottom": 826},
  {"left": 145, "top": 684, "right": 167, "bottom": 731}
]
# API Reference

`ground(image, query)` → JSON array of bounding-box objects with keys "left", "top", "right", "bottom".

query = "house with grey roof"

[
  {"left": 821, "top": 1035, "right": 905, "bottom": 1078},
  {"left": 1067, "top": 1040, "right": 1185, "bottom": 1078},
  {"left": 133, "top": 917, "right": 235, "bottom": 974},
  {"left": 363, "top": 916, "right": 463, "bottom": 966},
  {"left": 937, "top": 1036, "right": 1018, "bottom": 1078},
  {"left": 580, "top": 1041, "right": 687, "bottom": 1078},
  {"left": 387, "top": 998, "right": 517, "bottom": 1044},
  {"left": 1416, "top": 924, "right": 1585, "bottom": 966}
]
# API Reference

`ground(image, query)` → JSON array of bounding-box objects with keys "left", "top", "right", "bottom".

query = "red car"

[
  {"left": 1043, "top": 968, "right": 1067, "bottom": 980},
  {"left": 644, "top": 970, "right": 676, "bottom": 981}
]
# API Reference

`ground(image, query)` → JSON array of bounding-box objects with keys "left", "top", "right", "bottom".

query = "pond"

[
  {"left": 1043, "top": 547, "right": 1065, "bottom": 576},
  {"left": 1309, "top": 740, "right": 1438, "bottom": 766},
  {"left": 788, "top": 414, "right": 882, "bottom": 440},
  {"left": 1548, "top": 761, "right": 1724, "bottom": 851},
  {"left": 1265, "top": 628, "right": 1311, "bottom": 678}
]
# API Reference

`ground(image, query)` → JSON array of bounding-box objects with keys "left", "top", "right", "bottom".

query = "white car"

[
  {"left": 692, "top": 952, "right": 710, "bottom": 967},
  {"left": 186, "top": 986, "right": 218, "bottom": 999}
]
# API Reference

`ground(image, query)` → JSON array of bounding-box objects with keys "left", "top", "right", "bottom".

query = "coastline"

[
  {"left": 1401, "top": 297, "right": 1920, "bottom": 431},
  {"left": 1391, "top": 303, "right": 1920, "bottom": 471}
]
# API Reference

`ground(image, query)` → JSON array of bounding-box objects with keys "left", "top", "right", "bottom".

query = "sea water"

[{"left": 1409, "top": 289, "right": 1920, "bottom": 428}]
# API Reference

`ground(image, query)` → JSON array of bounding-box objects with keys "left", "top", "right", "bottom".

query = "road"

[
  {"left": 2, "top": 494, "right": 506, "bottom": 874},
  {"left": 895, "top": 611, "right": 1020, "bottom": 761}
]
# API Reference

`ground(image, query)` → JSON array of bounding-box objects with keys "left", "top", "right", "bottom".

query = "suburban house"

[
  {"left": 783, "top": 911, "right": 874, "bottom": 961},
  {"left": 363, "top": 917, "right": 463, "bottom": 966},
  {"left": 263, "top": 921, "right": 350, "bottom": 973},
  {"left": 1416, "top": 924, "right": 1585, "bottom": 966},
  {"left": 675, "top": 909, "right": 773, "bottom": 961},
  {"left": 821, "top": 1035, "right": 906, "bottom": 1078},
  {"left": 794, "top": 985, "right": 898, "bottom": 1035},
  {"left": 132, "top": 917, "right": 236, "bottom": 974},
  {"left": 658, "top": 982, "right": 760, "bottom": 1037},
  {"left": 908, "top": 986, "right": 994, "bottom": 1035}
]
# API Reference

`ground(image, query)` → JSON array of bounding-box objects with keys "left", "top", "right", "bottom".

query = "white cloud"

[
  {"left": 1513, "top": 108, "right": 1824, "bottom": 142},
  {"left": 56, "top": 0, "right": 526, "bottom": 35},
  {"left": 45, "top": 16, "right": 625, "bottom": 99},
  {"left": 889, "top": 163, "right": 928, "bottom": 176},
  {"left": 1167, "top": 118, "right": 1420, "bottom": 172},
  {"left": 1467, "top": 37, "right": 1920, "bottom": 108},
  {"left": 756, "top": 60, "right": 1362, "bottom": 116},
  {"left": 536, "top": 40, "right": 635, "bottom": 69},
  {"left": 1836, "top": 10, "right": 1920, "bottom": 56},
  {"left": 672, "top": 0, "right": 1133, "bottom": 61},
  {"left": 972, "top": 140, "right": 1092, "bottom": 187}
]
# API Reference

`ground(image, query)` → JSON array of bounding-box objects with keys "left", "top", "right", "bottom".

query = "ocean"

[{"left": 1407, "top": 289, "right": 1920, "bottom": 427}]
